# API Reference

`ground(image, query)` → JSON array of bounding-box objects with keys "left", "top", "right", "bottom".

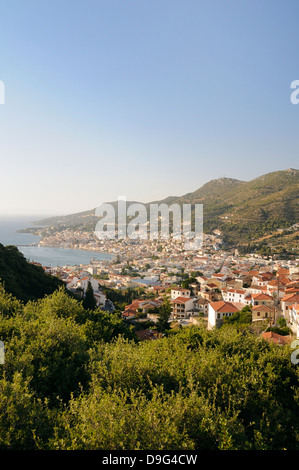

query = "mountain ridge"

[{"left": 28, "top": 169, "right": 299, "bottom": 250}]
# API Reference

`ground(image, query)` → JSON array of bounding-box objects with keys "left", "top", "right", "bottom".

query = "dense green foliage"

[
  {"left": 0, "top": 285, "right": 298, "bottom": 450},
  {"left": 0, "top": 244, "right": 63, "bottom": 302}
]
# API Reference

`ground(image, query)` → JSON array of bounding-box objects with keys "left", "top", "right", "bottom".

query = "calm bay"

[{"left": 0, "top": 215, "right": 112, "bottom": 267}]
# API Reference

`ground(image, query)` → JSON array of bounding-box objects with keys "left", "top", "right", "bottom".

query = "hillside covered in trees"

[
  {"left": 26, "top": 168, "right": 299, "bottom": 251},
  {"left": 0, "top": 284, "right": 298, "bottom": 450},
  {"left": 0, "top": 244, "right": 63, "bottom": 302}
]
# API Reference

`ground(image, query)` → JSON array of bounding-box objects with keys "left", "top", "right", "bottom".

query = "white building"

[
  {"left": 289, "top": 303, "right": 299, "bottom": 338},
  {"left": 281, "top": 293, "right": 299, "bottom": 321},
  {"left": 171, "top": 288, "right": 191, "bottom": 300},
  {"left": 78, "top": 276, "right": 106, "bottom": 307},
  {"left": 171, "top": 296, "right": 194, "bottom": 319},
  {"left": 222, "top": 288, "right": 251, "bottom": 305}
]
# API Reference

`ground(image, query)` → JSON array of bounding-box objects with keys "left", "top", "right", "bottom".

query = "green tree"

[
  {"left": 0, "top": 244, "right": 63, "bottom": 302},
  {"left": 223, "top": 305, "right": 252, "bottom": 325},
  {"left": 156, "top": 298, "right": 172, "bottom": 332},
  {"left": 83, "top": 281, "right": 96, "bottom": 310},
  {"left": 0, "top": 373, "right": 53, "bottom": 449},
  {"left": 0, "top": 282, "right": 299, "bottom": 450}
]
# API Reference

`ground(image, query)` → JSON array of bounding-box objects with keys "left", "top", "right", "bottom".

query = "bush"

[{"left": 0, "top": 285, "right": 298, "bottom": 450}]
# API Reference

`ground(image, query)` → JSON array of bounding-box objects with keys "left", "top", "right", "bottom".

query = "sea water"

[{"left": 0, "top": 215, "right": 112, "bottom": 267}]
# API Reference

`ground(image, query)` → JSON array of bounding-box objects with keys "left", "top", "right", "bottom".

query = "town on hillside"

[{"left": 37, "top": 232, "right": 299, "bottom": 342}]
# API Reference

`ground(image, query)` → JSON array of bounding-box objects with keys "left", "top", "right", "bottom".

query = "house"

[
  {"left": 147, "top": 285, "right": 165, "bottom": 295},
  {"left": 251, "top": 273, "right": 274, "bottom": 287},
  {"left": 135, "top": 329, "right": 162, "bottom": 341},
  {"left": 208, "top": 301, "right": 242, "bottom": 329},
  {"left": 252, "top": 304, "right": 275, "bottom": 323},
  {"left": 281, "top": 294, "right": 299, "bottom": 321},
  {"left": 78, "top": 276, "right": 100, "bottom": 294},
  {"left": 222, "top": 288, "right": 249, "bottom": 304},
  {"left": 251, "top": 293, "right": 274, "bottom": 307},
  {"left": 201, "top": 283, "right": 220, "bottom": 301},
  {"left": 289, "top": 303, "right": 299, "bottom": 338},
  {"left": 284, "top": 281, "right": 299, "bottom": 295},
  {"left": 78, "top": 277, "right": 106, "bottom": 306},
  {"left": 236, "top": 273, "right": 252, "bottom": 288},
  {"left": 131, "top": 276, "right": 161, "bottom": 288},
  {"left": 210, "top": 273, "right": 228, "bottom": 289},
  {"left": 171, "top": 296, "right": 194, "bottom": 319},
  {"left": 70, "top": 275, "right": 107, "bottom": 307},
  {"left": 161, "top": 275, "right": 181, "bottom": 287},
  {"left": 65, "top": 275, "right": 80, "bottom": 291},
  {"left": 248, "top": 284, "right": 267, "bottom": 295},
  {"left": 171, "top": 288, "right": 191, "bottom": 300},
  {"left": 122, "top": 308, "right": 137, "bottom": 320},
  {"left": 261, "top": 331, "right": 292, "bottom": 345},
  {"left": 93, "top": 291, "right": 107, "bottom": 307},
  {"left": 276, "top": 268, "right": 290, "bottom": 278},
  {"left": 189, "top": 282, "right": 201, "bottom": 295},
  {"left": 196, "top": 275, "right": 209, "bottom": 286},
  {"left": 139, "top": 299, "right": 162, "bottom": 312},
  {"left": 192, "top": 296, "right": 209, "bottom": 315},
  {"left": 266, "top": 279, "right": 286, "bottom": 299},
  {"left": 124, "top": 299, "right": 162, "bottom": 316}
]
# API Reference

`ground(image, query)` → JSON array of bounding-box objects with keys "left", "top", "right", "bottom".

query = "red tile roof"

[
  {"left": 135, "top": 330, "right": 162, "bottom": 341},
  {"left": 281, "top": 294, "right": 299, "bottom": 303},
  {"left": 251, "top": 293, "right": 273, "bottom": 300},
  {"left": 252, "top": 304, "right": 273, "bottom": 312},
  {"left": 262, "top": 331, "right": 292, "bottom": 345},
  {"left": 210, "top": 301, "right": 239, "bottom": 313},
  {"left": 171, "top": 296, "right": 192, "bottom": 304}
]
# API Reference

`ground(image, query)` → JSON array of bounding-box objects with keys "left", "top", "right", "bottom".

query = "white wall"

[{"left": 208, "top": 304, "right": 216, "bottom": 328}]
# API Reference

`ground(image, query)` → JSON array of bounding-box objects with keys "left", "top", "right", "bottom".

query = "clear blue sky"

[{"left": 0, "top": 0, "right": 298, "bottom": 215}]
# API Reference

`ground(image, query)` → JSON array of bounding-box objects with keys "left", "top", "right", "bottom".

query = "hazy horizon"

[{"left": 0, "top": 166, "right": 298, "bottom": 218}]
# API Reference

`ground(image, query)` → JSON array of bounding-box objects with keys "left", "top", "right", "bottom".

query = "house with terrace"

[
  {"left": 200, "top": 282, "right": 220, "bottom": 302},
  {"left": 192, "top": 296, "right": 210, "bottom": 315},
  {"left": 281, "top": 293, "right": 299, "bottom": 322},
  {"left": 171, "top": 296, "right": 195, "bottom": 320},
  {"left": 251, "top": 304, "right": 275, "bottom": 324}
]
